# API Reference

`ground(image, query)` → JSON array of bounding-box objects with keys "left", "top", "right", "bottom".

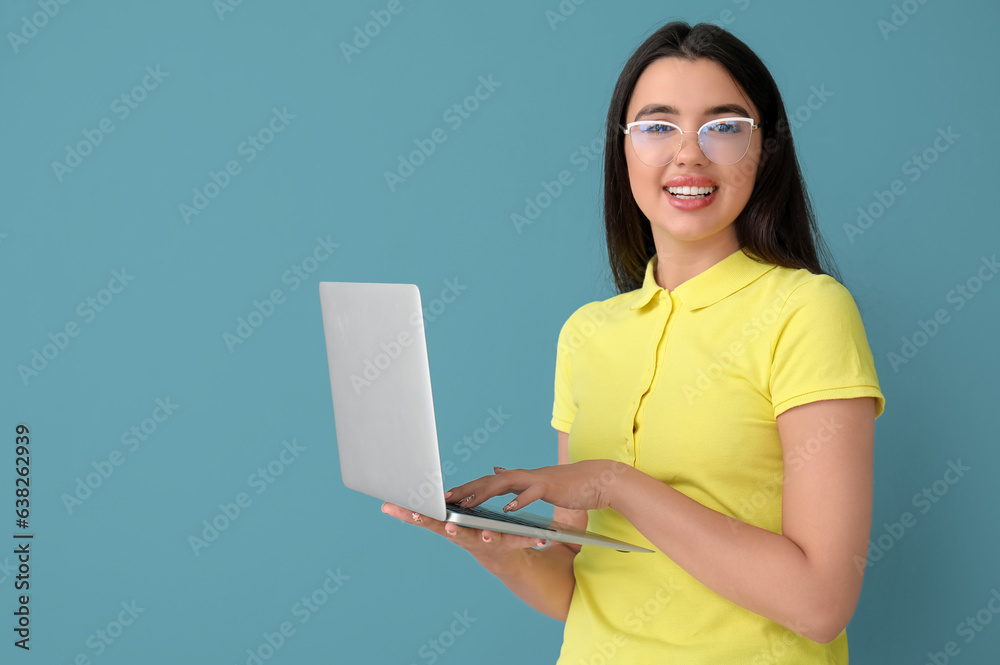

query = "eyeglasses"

[{"left": 622, "top": 117, "right": 759, "bottom": 166}]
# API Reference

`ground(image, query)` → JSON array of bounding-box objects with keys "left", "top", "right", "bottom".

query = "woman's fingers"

[
  {"left": 382, "top": 502, "right": 547, "bottom": 550},
  {"left": 381, "top": 502, "right": 446, "bottom": 533},
  {"left": 474, "top": 528, "right": 548, "bottom": 549},
  {"left": 459, "top": 469, "right": 546, "bottom": 512},
  {"left": 446, "top": 479, "right": 487, "bottom": 506},
  {"left": 447, "top": 468, "right": 526, "bottom": 508},
  {"left": 382, "top": 501, "right": 482, "bottom": 540},
  {"left": 502, "top": 482, "right": 546, "bottom": 512}
]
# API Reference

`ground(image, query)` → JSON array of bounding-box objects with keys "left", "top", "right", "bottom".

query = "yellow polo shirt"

[{"left": 551, "top": 248, "right": 884, "bottom": 663}]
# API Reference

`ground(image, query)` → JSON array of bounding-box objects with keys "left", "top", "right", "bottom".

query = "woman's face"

[{"left": 623, "top": 57, "right": 763, "bottom": 254}]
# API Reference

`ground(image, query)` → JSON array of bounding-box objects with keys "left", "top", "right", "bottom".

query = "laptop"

[{"left": 318, "top": 281, "right": 652, "bottom": 553}]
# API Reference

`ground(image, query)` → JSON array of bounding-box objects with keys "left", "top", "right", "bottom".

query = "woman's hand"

[
  {"left": 380, "top": 498, "right": 548, "bottom": 571},
  {"left": 447, "top": 459, "right": 631, "bottom": 513}
]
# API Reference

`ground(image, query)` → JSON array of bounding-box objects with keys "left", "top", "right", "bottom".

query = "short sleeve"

[
  {"left": 551, "top": 314, "right": 577, "bottom": 433},
  {"left": 769, "top": 276, "right": 885, "bottom": 419}
]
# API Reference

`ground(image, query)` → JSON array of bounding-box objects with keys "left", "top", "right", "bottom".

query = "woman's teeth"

[{"left": 666, "top": 186, "right": 717, "bottom": 199}]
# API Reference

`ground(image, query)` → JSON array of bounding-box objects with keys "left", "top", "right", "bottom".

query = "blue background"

[{"left": 2, "top": 1, "right": 998, "bottom": 663}]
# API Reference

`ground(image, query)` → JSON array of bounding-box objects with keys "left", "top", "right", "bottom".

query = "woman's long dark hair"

[{"left": 604, "top": 21, "right": 839, "bottom": 293}]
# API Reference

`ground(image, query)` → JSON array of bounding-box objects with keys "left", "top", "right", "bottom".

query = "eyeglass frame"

[{"left": 621, "top": 116, "right": 760, "bottom": 166}]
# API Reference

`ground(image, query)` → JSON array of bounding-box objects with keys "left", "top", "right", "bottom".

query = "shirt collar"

[{"left": 629, "top": 249, "right": 777, "bottom": 311}]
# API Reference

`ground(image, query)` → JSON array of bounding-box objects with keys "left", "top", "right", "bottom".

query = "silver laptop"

[{"left": 318, "top": 281, "right": 652, "bottom": 553}]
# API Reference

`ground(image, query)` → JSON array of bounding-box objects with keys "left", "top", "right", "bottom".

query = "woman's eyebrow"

[{"left": 633, "top": 102, "right": 752, "bottom": 121}]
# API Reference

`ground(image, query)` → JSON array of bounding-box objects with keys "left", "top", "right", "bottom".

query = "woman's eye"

[
  {"left": 641, "top": 123, "right": 674, "bottom": 135},
  {"left": 709, "top": 122, "right": 741, "bottom": 134}
]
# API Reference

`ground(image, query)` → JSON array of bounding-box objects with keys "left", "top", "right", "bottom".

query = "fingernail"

[
  {"left": 536, "top": 539, "right": 547, "bottom": 547},
  {"left": 493, "top": 466, "right": 505, "bottom": 472},
  {"left": 411, "top": 512, "right": 422, "bottom": 524},
  {"left": 482, "top": 533, "right": 492, "bottom": 543},
  {"left": 445, "top": 491, "right": 452, "bottom": 499},
  {"left": 504, "top": 499, "right": 518, "bottom": 512}
]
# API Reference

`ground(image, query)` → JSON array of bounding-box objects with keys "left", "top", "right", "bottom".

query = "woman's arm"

[
  {"left": 382, "top": 430, "right": 581, "bottom": 621},
  {"left": 449, "top": 397, "right": 875, "bottom": 643}
]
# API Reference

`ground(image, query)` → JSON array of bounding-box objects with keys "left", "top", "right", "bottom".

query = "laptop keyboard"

[{"left": 448, "top": 503, "right": 557, "bottom": 532}]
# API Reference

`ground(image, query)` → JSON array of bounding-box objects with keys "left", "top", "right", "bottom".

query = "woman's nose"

[{"left": 674, "top": 130, "right": 707, "bottom": 167}]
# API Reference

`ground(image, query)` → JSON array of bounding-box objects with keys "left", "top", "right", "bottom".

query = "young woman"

[{"left": 383, "top": 21, "right": 884, "bottom": 662}]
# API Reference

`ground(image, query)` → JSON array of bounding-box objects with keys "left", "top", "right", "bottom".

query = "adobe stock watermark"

[
  {"left": 179, "top": 106, "right": 295, "bottom": 224},
  {"left": 222, "top": 235, "right": 339, "bottom": 353},
  {"left": 714, "top": 0, "right": 753, "bottom": 28},
  {"left": 853, "top": 458, "right": 970, "bottom": 573},
  {"left": 238, "top": 568, "right": 349, "bottom": 664},
  {"left": 213, "top": 0, "right": 245, "bottom": 22},
  {"left": 237, "top": 567, "right": 350, "bottom": 665},
  {"left": 558, "top": 302, "right": 611, "bottom": 353},
  {"left": 408, "top": 407, "right": 509, "bottom": 511},
  {"left": 16, "top": 268, "right": 135, "bottom": 386},
  {"left": 384, "top": 75, "right": 501, "bottom": 192},
  {"left": 782, "top": 84, "right": 834, "bottom": 129},
  {"left": 683, "top": 288, "right": 791, "bottom": 403},
  {"left": 538, "top": 303, "right": 611, "bottom": 406},
  {"left": 580, "top": 577, "right": 680, "bottom": 663},
  {"left": 340, "top": 0, "right": 417, "bottom": 63},
  {"left": 61, "top": 397, "right": 180, "bottom": 514},
  {"left": 920, "top": 585, "right": 1000, "bottom": 665},
  {"left": 877, "top": 0, "right": 931, "bottom": 41},
  {"left": 544, "top": 0, "right": 588, "bottom": 31},
  {"left": 450, "top": 407, "right": 513, "bottom": 466},
  {"left": 7, "top": 0, "right": 73, "bottom": 55},
  {"left": 886, "top": 254, "right": 997, "bottom": 374},
  {"left": 744, "top": 619, "right": 813, "bottom": 665},
  {"left": 188, "top": 438, "right": 306, "bottom": 556},
  {"left": 349, "top": 277, "right": 467, "bottom": 394},
  {"left": 843, "top": 126, "right": 959, "bottom": 244},
  {"left": 410, "top": 610, "right": 477, "bottom": 664},
  {"left": 402, "top": 406, "right": 513, "bottom": 513},
  {"left": 510, "top": 132, "right": 602, "bottom": 234},
  {"left": 0, "top": 556, "right": 18, "bottom": 586},
  {"left": 727, "top": 416, "right": 844, "bottom": 533},
  {"left": 58, "top": 600, "right": 145, "bottom": 662},
  {"left": 51, "top": 65, "right": 169, "bottom": 183},
  {"left": 577, "top": 460, "right": 631, "bottom": 508}
]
